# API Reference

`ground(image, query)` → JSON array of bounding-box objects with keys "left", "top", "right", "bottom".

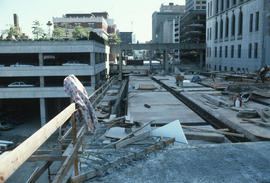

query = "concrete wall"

[
  {"left": 0, "top": 87, "right": 94, "bottom": 99},
  {"left": 0, "top": 41, "right": 109, "bottom": 54},
  {"left": 0, "top": 63, "right": 105, "bottom": 77}
]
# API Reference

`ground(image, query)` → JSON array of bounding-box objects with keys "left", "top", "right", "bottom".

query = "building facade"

[
  {"left": 152, "top": 3, "right": 185, "bottom": 44},
  {"left": 186, "top": 0, "right": 207, "bottom": 12},
  {"left": 53, "top": 12, "right": 116, "bottom": 40},
  {"left": 0, "top": 41, "right": 109, "bottom": 126},
  {"left": 206, "top": 0, "right": 270, "bottom": 72}
]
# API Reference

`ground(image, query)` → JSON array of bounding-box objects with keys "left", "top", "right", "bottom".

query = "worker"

[
  {"left": 175, "top": 74, "right": 184, "bottom": 87},
  {"left": 256, "top": 65, "right": 270, "bottom": 83}
]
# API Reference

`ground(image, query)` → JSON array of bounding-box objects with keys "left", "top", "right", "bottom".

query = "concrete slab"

[
  {"left": 182, "top": 91, "right": 270, "bottom": 141},
  {"left": 128, "top": 76, "right": 206, "bottom": 125},
  {"left": 90, "top": 142, "right": 270, "bottom": 183}
]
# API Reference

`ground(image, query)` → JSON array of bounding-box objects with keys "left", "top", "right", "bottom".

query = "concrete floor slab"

[{"left": 90, "top": 142, "right": 270, "bottom": 183}]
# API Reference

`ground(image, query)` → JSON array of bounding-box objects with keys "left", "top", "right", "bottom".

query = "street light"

[{"left": 46, "top": 21, "right": 52, "bottom": 38}]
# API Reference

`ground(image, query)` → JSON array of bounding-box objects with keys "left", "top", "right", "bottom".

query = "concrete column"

[
  {"left": 164, "top": 50, "right": 169, "bottom": 74},
  {"left": 39, "top": 53, "right": 43, "bottom": 66},
  {"left": 91, "top": 75, "right": 96, "bottom": 89},
  {"left": 40, "top": 98, "right": 46, "bottom": 126},
  {"left": 90, "top": 52, "right": 95, "bottom": 66},
  {"left": 39, "top": 53, "right": 45, "bottom": 87},
  {"left": 119, "top": 50, "right": 123, "bottom": 80},
  {"left": 200, "top": 50, "right": 204, "bottom": 72}
]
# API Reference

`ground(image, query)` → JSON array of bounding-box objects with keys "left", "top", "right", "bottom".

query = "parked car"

[
  {"left": 8, "top": 81, "right": 34, "bottom": 88},
  {"left": 10, "top": 62, "right": 34, "bottom": 67},
  {"left": 0, "top": 64, "right": 5, "bottom": 67},
  {"left": 62, "top": 61, "right": 89, "bottom": 66}
]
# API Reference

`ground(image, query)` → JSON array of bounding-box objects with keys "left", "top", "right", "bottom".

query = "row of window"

[
  {"left": 206, "top": 42, "right": 258, "bottom": 58},
  {"left": 59, "top": 22, "right": 95, "bottom": 28},
  {"left": 207, "top": 64, "right": 249, "bottom": 72},
  {"left": 208, "top": 0, "right": 247, "bottom": 17},
  {"left": 207, "top": 11, "right": 259, "bottom": 41}
]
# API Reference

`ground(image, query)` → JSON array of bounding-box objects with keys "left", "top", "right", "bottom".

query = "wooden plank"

[
  {"left": 27, "top": 155, "right": 67, "bottom": 162},
  {"left": 71, "top": 138, "right": 175, "bottom": 183},
  {"left": 185, "top": 132, "right": 225, "bottom": 143},
  {"left": 115, "top": 131, "right": 150, "bottom": 149},
  {"left": 0, "top": 103, "right": 76, "bottom": 183},
  {"left": 26, "top": 161, "right": 53, "bottom": 183},
  {"left": 104, "top": 120, "right": 153, "bottom": 148},
  {"left": 52, "top": 125, "right": 85, "bottom": 183},
  {"left": 181, "top": 125, "right": 244, "bottom": 138}
]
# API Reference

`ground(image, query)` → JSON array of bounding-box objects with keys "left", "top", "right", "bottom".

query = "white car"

[
  {"left": 10, "top": 62, "right": 34, "bottom": 67},
  {"left": 62, "top": 61, "right": 89, "bottom": 66},
  {"left": 8, "top": 82, "right": 34, "bottom": 88}
]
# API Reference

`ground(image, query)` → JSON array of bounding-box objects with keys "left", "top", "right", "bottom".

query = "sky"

[{"left": 0, "top": 0, "right": 185, "bottom": 42}]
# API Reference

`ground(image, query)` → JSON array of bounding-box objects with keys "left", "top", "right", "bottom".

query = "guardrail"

[{"left": 0, "top": 75, "right": 118, "bottom": 183}]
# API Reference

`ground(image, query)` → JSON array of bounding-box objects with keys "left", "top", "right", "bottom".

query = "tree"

[
  {"left": 109, "top": 33, "right": 121, "bottom": 44},
  {"left": 2, "top": 25, "right": 21, "bottom": 40},
  {"left": 52, "top": 26, "right": 66, "bottom": 39},
  {"left": 72, "top": 26, "right": 88, "bottom": 39},
  {"left": 32, "top": 20, "right": 44, "bottom": 39}
]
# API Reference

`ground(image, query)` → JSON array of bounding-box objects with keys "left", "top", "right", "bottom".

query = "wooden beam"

[
  {"left": 185, "top": 133, "right": 225, "bottom": 143},
  {"left": 52, "top": 125, "right": 85, "bottom": 183},
  {"left": 27, "top": 155, "right": 67, "bottom": 162},
  {"left": 26, "top": 161, "right": 53, "bottom": 183},
  {"left": 0, "top": 103, "right": 76, "bottom": 183},
  {"left": 181, "top": 125, "right": 245, "bottom": 138},
  {"left": 104, "top": 120, "right": 153, "bottom": 148},
  {"left": 115, "top": 131, "right": 150, "bottom": 149}
]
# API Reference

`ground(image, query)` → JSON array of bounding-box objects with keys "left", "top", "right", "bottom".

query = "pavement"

[{"left": 90, "top": 141, "right": 270, "bottom": 183}]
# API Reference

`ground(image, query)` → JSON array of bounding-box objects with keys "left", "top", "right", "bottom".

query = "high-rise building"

[
  {"left": 206, "top": 0, "right": 270, "bottom": 72},
  {"left": 152, "top": 3, "right": 185, "bottom": 44},
  {"left": 186, "top": 0, "right": 207, "bottom": 12}
]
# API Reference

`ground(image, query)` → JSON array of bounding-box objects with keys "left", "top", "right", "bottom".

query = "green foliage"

[
  {"left": 32, "top": 20, "right": 45, "bottom": 39},
  {"left": 109, "top": 33, "right": 121, "bottom": 44},
  {"left": 1, "top": 25, "right": 21, "bottom": 40},
  {"left": 72, "top": 26, "right": 88, "bottom": 39},
  {"left": 52, "top": 26, "right": 66, "bottom": 39}
]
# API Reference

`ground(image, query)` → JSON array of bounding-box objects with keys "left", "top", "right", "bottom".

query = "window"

[
  {"left": 224, "top": 66, "right": 227, "bottom": 71},
  {"left": 208, "top": 2, "right": 210, "bottom": 17},
  {"left": 238, "top": 44, "right": 241, "bottom": 58},
  {"left": 231, "top": 13, "right": 235, "bottom": 36},
  {"left": 220, "top": 19, "right": 223, "bottom": 39},
  {"left": 210, "top": 28, "right": 212, "bottom": 40},
  {"left": 221, "top": 0, "right": 224, "bottom": 11},
  {"left": 225, "top": 46, "right": 228, "bottom": 58},
  {"left": 233, "top": 0, "right": 236, "bottom": 5},
  {"left": 220, "top": 46, "right": 222, "bottom": 57},
  {"left": 238, "top": 11, "right": 243, "bottom": 35},
  {"left": 249, "top": 14, "right": 253, "bottom": 32},
  {"left": 231, "top": 67, "right": 234, "bottom": 71},
  {"left": 215, "top": 47, "right": 217, "bottom": 57},
  {"left": 210, "top": 2, "right": 212, "bottom": 16},
  {"left": 226, "top": 0, "right": 230, "bottom": 9},
  {"left": 254, "top": 43, "right": 258, "bottom": 58},
  {"left": 225, "top": 16, "right": 229, "bottom": 37},
  {"left": 215, "top": 21, "right": 218, "bottom": 39},
  {"left": 216, "top": 0, "right": 219, "bottom": 13},
  {"left": 255, "top": 12, "right": 259, "bottom": 31},
  {"left": 219, "top": 65, "right": 222, "bottom": 71},
  {"left": 231, "top": 45, "right": 234, "bottom": 58},
  {"left": 248, "top": 43, "right": 252, "bottom": 58}
]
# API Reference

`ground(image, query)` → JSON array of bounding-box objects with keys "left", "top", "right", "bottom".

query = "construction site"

[
  {"left": 0, "top": 0, "right": 270, "bottom": 181},
  {"left": 0, "top": 51, "right": 270, "bottom": 182}
]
